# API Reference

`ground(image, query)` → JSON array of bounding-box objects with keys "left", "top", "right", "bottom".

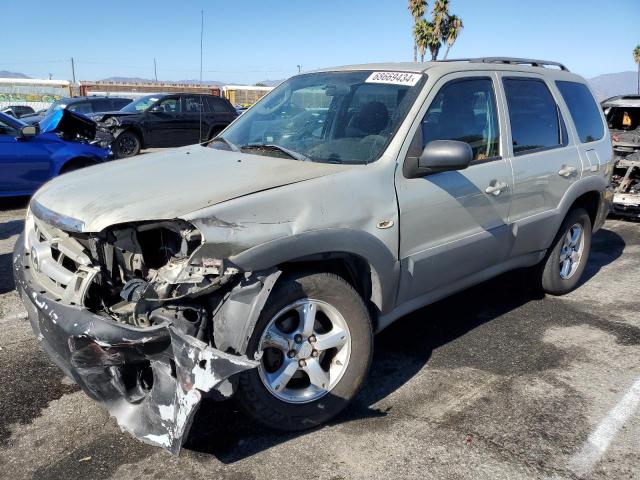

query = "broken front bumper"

[{"left": 13, "top": 235, "right": 257, "bottom": 454}]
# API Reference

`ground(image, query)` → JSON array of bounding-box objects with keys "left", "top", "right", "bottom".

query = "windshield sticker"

[{"left": 365, "top": 72, "right": 422, "bottom": 86}]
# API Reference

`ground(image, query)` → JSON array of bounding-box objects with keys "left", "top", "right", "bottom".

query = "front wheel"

[
  {"left": 113, "top": 131, "right": 141, "bottom": 158},
  {"left": 237, "top": 272, "right": 373, "bottom": 431},
  {"left": 540, "top": 208, "right": 592, "bottom": 295}
]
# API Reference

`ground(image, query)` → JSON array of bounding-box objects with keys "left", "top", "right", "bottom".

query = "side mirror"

[
  {"left": 19, "top": 124, "right": 39, "bottom": 139},
  {"left": 149, "top": 105, "right": 163, "bottom": 113},
  {"left": 404, "top": 140, "right": 472, "bottom": 178}
]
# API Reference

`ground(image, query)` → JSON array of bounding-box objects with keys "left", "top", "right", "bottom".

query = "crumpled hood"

[
  {"left": 39, "top": 109, "right": 97, "bottom": 140},
  {"left": 32, "top": 145, "right": 348, "bottom": 232},
  {"left": 92, "top": 111, "right": 138, "bottom": 122}
]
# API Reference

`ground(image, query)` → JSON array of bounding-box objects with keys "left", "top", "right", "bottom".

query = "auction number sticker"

[{"left": 365, "top": 71, "right": 422, "bottom": 86}]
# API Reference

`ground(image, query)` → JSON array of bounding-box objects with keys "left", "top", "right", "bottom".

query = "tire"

[
  {"left": 113, "top": 131, "right": 141, "bottom": 158},
  {"left": 539, "top": 208, "right": 592, "bottom": 295},
  {"left": 236, "top": 272, "right": 373, "bottom": 431}
]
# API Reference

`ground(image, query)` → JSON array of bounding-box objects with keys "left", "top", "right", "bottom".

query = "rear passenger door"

[
  {"left": 181, "top": 95, "right": 208, "bottom": 144},
  {"left": 395, "top": 72, "right": 514, "bottom": 304},
  {"left": 554, "top": 81, "right": 610, "bottom": 182},
  {"left": 498, "top": 73, "right": 582, "bottom": 257}
]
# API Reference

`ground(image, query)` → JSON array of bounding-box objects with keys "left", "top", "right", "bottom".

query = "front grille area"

[{"left": 25, "top": 212, "right": 100, "bottom": 305}]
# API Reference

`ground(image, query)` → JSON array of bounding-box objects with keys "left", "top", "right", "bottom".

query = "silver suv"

[{"left": 14, "top": 58, "right": 612, "bottom": 453}]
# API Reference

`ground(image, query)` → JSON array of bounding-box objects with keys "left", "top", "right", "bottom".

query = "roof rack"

[{"left": 438, "top": 57, "right": 569, "bottom": 71}]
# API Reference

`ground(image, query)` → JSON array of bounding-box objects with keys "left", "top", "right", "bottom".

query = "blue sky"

[{"left": 1, "top": 0, "right": 638, "bottom": 84}]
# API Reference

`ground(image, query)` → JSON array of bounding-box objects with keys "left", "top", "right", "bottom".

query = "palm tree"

[
  {"left": 414, "top": 19, "right": 430, "bottom": 62},
  {"left": 411, "top": 0, "right": 463, "bottom": 62},
  {"left": 442, "top": 15, "right": 464, "bottom": 59},
  {"left": 408, "top": 0, "right": 428, "bottom": 61},
  {"left": 634, "top": 45, "right": 640, "bottom": 94}
]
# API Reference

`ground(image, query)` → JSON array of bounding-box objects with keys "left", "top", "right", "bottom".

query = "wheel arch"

[
  {"left": 57, "top": 156, "right": 97, "bottom": 174},
  {"left": 538, "top": 176, "right": 607, "bottom": 251},
  {"left": 228, "top": 229, "right": 400, "bottom": 324},
  {"left": 115, "top": 125, "right": 144, "bottom": 146}
]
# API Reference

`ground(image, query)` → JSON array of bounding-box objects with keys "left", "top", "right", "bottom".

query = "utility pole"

[
  {"left": 70, "top": 57, "right": 76, "bottom": 84},
  {"left": 154, "top": 58, "right": 158, "bottom": 82},
  {"left": 297, "top": 64, "right": 302, "bottom": 74}
]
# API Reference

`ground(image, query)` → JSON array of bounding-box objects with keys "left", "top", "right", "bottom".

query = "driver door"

[
  {"left": 145, "top": 96, "right": 187, "bottom": 147},
  {"left": 395, "top": 72, "right": 514, "bottom": 305}
]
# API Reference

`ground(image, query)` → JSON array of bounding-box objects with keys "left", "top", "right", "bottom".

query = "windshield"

[
  {"left": 45, "top": 100, "right": 68, "bottom": 115},
  {"left": 216, "top": 71, "right": 425, "bottom": 164},
  {"left": 120, "top": 95, "right": 161, "bottom": 113}
]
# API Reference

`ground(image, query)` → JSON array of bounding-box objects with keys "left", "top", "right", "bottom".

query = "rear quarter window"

[
  {"left": 555, "top": 81, "right": 604, "bottom": 143},
  {"left": 207, "top": 97, "right": 233, "bottom": 113}
]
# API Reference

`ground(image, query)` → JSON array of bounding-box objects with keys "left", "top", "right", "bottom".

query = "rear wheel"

[
  {"left": 113, "top": 131, "right": 141, "bottom": 158},
  {"left": 539, "top": 208, "right": 592, "bottom": 295},
  {"left": 237, "top": 272, "right": 373, "bottom": 431}
]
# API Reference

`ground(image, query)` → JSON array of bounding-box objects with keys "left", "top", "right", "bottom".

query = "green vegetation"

[{"left": 408, "top": 0, "right": 464, "bottom": 62}]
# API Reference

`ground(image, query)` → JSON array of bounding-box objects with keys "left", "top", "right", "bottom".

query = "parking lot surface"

[{"left": 1, "top": 198, "right": 638, "bottom": 480}]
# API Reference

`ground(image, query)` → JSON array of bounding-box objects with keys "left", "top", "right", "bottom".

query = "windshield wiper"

[
  {"left": 210, "top": 135, "right": 240, "bottom": 152},
  {"left": 240, "top": 144, "right": 311, "bottom": 162}
]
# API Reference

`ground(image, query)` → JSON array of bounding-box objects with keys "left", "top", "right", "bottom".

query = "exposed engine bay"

[{"left": 18, "top": 207, "right": 276, "bottom": 453}]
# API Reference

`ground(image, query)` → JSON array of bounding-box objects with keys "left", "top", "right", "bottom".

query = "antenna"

[
  {"left": 154, "top": 58, "right": 158, "bottom": 82},
  {"left": 199, "top": 10, "right": 204, "bottom": 143}
]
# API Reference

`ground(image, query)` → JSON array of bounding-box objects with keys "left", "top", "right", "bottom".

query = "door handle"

[
  {"left": 558, "top": 166, "right": 577, "bottom": 177},
  {"left": 485, "top": 182, "right": 508, "bottom": 196}
]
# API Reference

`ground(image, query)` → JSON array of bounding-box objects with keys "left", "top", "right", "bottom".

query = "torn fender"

[
  {"left": 14, "top": 239, "right": 258, "bottom": 454},
  {"left": 110, "top": 328, "right": 258, "bottom": 454}
]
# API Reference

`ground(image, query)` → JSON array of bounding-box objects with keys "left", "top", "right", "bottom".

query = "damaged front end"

[
  {"left": 14, "top": 202, "right": 278, "bottom": 453},
  {"left": 611, "top": 131, "right": 640, "bottom": 218}
]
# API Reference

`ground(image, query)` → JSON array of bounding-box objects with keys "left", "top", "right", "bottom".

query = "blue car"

[{"left": 0, "top": 109, "right": 110, "bottom": 197}]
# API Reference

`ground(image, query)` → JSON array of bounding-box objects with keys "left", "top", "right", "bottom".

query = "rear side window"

[
  {"left": 112, "top": 99, "right": 132, "bottom": 110},
  {"left": 421, "top": 77, "right": 500, "bottom": 161},
  {"left": 207, "top": 97, "right": 231, "bottom": 113},
  {"left": 503, "top": 78, "right": 564, "bottom": 154},
  {"left": 184, "top": 95, "right": 204, "bottom": 113},
  {"left": 91, "top": 99, "right": 112, "bottom": 112},
  {"left": 555, "top": 81, "right": 604, "bottom": 143},
  {"left": 68, "top": 102, "right": 93, "bottom": 114}
]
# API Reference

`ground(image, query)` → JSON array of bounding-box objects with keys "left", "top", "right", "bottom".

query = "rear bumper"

[{"left": 13, "top": 234, "right": 257, "bottom": 454}]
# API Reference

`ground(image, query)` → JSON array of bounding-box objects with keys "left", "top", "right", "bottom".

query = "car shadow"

[
  {"left": 183, "top": 226, "right": 625, "bottom": 463},
  {"left": 0, "top": 196, "right": 29, "bottom": 211}
]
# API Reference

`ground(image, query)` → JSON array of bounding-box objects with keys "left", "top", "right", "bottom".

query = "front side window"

[
  {"left": 421, "top": 77, "right": 500, "bottom": 161},
  {"left": 68, "top": 102, "right": 93, "bottom": 114},
  {"left": 156, "top": 97, "right": 180, "bottom": 113},
  {"left": 503, "top": 78, "right": 564, "bottom": 154},
  {"left": 555, "top": 81, "right": 604, "bottom": 143},
  {"left": 216, "top": 71, "right": 426, "bottom": 164},
  {"left": 121, "top": 95, "right": 161, "bottom": 113}
]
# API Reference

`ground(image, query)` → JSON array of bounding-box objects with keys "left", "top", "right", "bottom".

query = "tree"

[
  {"left": 443, "top": 15, "right": 464, "bottom": 60},
  {"left": 414, "top": 19, "right": 430, "bottom": 62},
  {"left": 410, "top": 0, "right": 463, "bottom": 62},
  {"left": 634, "top": 45, "right": 640, "bottom": 94},
  {"left": 255, "top": 82, "right": 267, "bottom": 87},
  {"left": 408, "top": 0, "right": 427, "bottom": 61}
]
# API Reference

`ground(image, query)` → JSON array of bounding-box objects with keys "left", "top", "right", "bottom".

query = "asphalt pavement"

[{"left": 0, "top": 197, "right": 638, "bottom": 480}]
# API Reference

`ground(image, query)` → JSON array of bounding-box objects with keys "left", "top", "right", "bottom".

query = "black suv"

[
  {"left": 95, "top": 93, "right": 238, "bottom": 158},
  {"left": 20, "top": 96, "right": 133, "bottom": 124}
]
